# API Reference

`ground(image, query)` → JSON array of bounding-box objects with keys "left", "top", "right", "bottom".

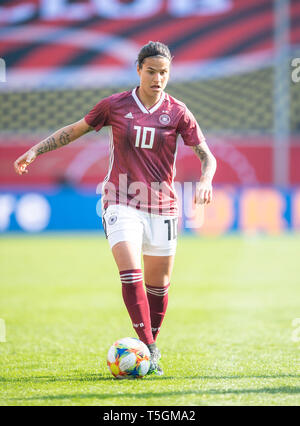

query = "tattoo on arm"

[
  {"left": 36, "top": 137, "right": 57, "bottom": 155},
  {"left": 34, "top": 121, "right": 91, "bottom": 157},
  {"left": 193, "top": 144, "right": 208, "bottom": 162},
  {"left": 59, "top": 130, "right": 71, "bottom": 146},
  {"left": 192, "top": 142, "right": 217, "bottom": 180},
  {"left": 36, "top": 129, "right": 73, "bottom": 156}
]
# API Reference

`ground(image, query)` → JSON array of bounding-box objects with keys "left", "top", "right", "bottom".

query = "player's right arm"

[{"left": 14, "top": 118, "right": 93, "bottom": 175}]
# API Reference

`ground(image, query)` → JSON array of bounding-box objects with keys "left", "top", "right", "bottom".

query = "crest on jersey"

[
  {"left": 159, "top": 114, "right": 171, "bottom": 125},
  {"left": 108, "top": 214, "right": 118, "bottom": 225}
]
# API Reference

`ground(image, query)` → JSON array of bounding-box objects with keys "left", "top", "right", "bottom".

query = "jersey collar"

[{"left": 132, "top": 87, "right": 165, "bottom": 114}]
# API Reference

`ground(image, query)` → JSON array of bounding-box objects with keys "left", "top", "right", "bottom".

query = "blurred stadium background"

[
  {"left": 0, "top": 0, "right": 300, "bottom": 235},
  {"left": 2, "top": 2, "right": 300, "bottom": 407}
]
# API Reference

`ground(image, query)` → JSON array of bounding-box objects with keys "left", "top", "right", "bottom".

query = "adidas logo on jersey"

[{"left": 124, "top": 112, "right": 134, "bottom": 119}]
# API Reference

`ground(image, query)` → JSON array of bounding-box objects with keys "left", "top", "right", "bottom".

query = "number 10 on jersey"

[{"left": 134, "top": 126, "right": 155, "bottom": 149}]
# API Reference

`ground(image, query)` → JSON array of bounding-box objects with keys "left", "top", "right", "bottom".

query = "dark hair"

[{"left": 137, "top": 41, "right": 172, "bottom": 68}]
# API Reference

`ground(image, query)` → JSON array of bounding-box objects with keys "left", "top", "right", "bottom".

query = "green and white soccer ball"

[{"left": 107, "top": 337, "right": 150, "bottom": 379}]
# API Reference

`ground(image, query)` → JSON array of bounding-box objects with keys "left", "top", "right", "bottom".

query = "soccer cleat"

[
  {"left": 147, "top": 343, "right": 164, "bottom": 376},
  {"left": 149, "top": 364, "right": 164, "bottom": 376}
]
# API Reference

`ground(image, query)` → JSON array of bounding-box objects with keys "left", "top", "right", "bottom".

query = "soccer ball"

[{"left": 107, "top": 337, "right": 150, "bottom": 379}]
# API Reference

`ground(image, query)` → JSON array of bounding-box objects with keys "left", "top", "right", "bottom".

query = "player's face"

[{"left": 137, "top": 56, "right": 170, "bottom": 98}]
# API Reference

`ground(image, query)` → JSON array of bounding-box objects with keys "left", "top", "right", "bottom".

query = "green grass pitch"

[{"left": 0, "top": 234, "right": 299, "bottom": 406}]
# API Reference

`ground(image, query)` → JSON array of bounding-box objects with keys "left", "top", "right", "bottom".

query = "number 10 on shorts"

[{"left": 164, "top": 218, "right": 177, "bottom": 240}]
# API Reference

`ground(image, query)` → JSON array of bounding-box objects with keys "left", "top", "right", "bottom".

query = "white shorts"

[{"left": 102, "top": 204, "right": 178, "bottom": 256}]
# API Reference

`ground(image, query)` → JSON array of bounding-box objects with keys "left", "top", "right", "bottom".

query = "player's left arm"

[{"left": 192, "top": 141, "right": 217, "bottom": 204}]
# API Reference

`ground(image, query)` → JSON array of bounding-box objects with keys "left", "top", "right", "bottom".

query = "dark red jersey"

[{"left": 85, "top": 87, "right": 205, "bottom": 215}]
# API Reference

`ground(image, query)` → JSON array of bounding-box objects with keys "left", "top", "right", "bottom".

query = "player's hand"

[
  {"left": 194, "top": 177, "right": 213, "bottom": 205},
  {"left": 14, "top": 149, "right": 37, "bottom": 175}
]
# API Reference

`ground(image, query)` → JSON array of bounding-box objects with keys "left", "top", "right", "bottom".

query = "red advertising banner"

[{"left": 2, "top": 135, "right": 300, "bottom": 186}]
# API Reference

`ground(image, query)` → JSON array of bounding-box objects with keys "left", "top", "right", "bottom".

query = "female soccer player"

[{"left": 14, "top": 41, "right": 216, "bottom": 375}]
